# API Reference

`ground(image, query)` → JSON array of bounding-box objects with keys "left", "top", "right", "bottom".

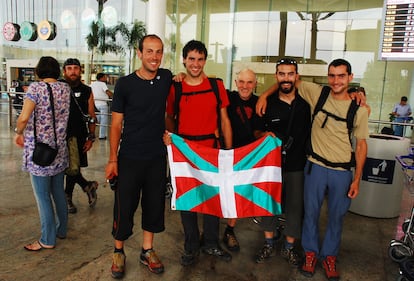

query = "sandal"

[{"left": 24, "top": 240, "right": 55, "bottom": 251}]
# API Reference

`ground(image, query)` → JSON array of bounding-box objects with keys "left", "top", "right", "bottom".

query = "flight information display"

[{"left": 379, "top": 0, "right": 414, "bottom": 60}]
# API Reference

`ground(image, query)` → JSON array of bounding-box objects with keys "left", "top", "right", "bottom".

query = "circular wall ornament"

[
  {"left": 3, "top": 22, "right": 20, "bottom": 41},
  {"left": 20, "top": 21, "right": 38, "bottom": 41},
  {"left": 37, "top": 20, "right": 57, "bottom": 40}
]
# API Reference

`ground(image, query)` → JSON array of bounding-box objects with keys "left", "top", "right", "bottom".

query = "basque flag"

[{"left": 167, "top": 133, "right": 282, "bottom": 218}]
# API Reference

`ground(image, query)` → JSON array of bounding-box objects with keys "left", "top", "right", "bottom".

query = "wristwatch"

[
  {"left": 14, "top": 127, "right": 23, "bottom": 135},
  {"left": 87, "top": 133, "right": 96, "bottom": 142}
]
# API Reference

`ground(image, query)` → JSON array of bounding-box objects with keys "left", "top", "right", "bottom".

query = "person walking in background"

[
  {"left": 63, "top": 58, "right": 98, "bottom": 214},
  {"left": 222, "top": 68, "right": 258, "bottom": 252},
  {"left": 14, "top": 56, "right": 71, "bottom": 250},
  {"left": 106, "top": 34, "right": 173, "bottom": 279},
  {"left": 253, "top": 58, "right": 310, "bottom": 267},
  {"left": 392, "top": 96, "right": 412, "bottom": 136},
  {"left": 165, "top": 40, "right": 233, "bottom": 266},
  {"left": 91, "top": 73, "right": 113, "bottom": 140}
]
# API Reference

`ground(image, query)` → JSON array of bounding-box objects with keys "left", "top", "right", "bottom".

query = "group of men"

[{"left": 104, "top": 33, "right": 368, "bottom": 281}]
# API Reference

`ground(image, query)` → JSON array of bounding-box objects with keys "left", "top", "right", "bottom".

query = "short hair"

[
  {"left": 276, "top": 57, "right": 298, "bottom": 73},
  {"left": 182, "top": 40, "right": 208, "bottom": 59},
  {"left": 138, "top": 34, "right": 162, "bottom": 52},
  {"left": 329, "top": 58, "right": 352, "bottom": 74},
  {"left": 96, "top": 73, "right": 106, "bottom": 80},
  {"left": 402, "top": 96, "right": 408, "bottom": 102},
  {"left": 35, "top": 56, "right": 61, "bottom": 79}
]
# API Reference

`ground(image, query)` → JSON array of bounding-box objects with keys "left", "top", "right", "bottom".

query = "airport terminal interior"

[{"left": 1, "top": 0, "right": 414, "bottom": 280}]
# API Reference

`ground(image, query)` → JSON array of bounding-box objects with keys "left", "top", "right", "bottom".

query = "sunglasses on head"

[{"left": 276, "top": 58, "right": 297, "bottom": 66}]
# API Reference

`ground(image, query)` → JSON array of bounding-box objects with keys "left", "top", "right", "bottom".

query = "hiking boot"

[
  {"left": 66, "top": 194, "right": 77, "bottom": 214},
  {"left": 280, "top": 247, "right": 301, "bottom": 266},
  {"left": 255, "top": 242, "right": 275, "bottom": 263},
  {"left": 85, "top": 181, "right": 98, "bottom": 208},
  {"left": 180, "top": 250, "right": 199, "bottom": 266},
  {"left": 111, "top": 252, "right": 126, "bottom": 279},
  {"left": 202, "top": 246, "right": 232, "bottom": 262},
  {"left": 223, "top": 230, "right": 240, "bottom": 252},
  {"left": 301, "top": 251, "right": 317, "bottom": 277},
  {"left": 322, "top": 256, "right": 340, "bottom": 281},
  {"left": 140, "top": 249, "right": 164, "bottom": 274}
]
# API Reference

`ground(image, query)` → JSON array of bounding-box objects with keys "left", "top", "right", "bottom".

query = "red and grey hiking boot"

[
  {"left": 111, "top": 252, "right": 126, "bottom": 279},
  {"left": 140, "top": 249, "right": 164, "bottom": 274},
  {"left": 322, "top": 255, "right": 340, "bottom": 281},
  {"left": 301, "top": 251, "right": 317, "bottom": 277}
]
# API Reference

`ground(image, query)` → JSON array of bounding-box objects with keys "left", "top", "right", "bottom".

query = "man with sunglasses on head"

[
  {"left": 253, "top": 58, "right": 310, "bottom": 267},
  {"left": 63, "top": 58, "right": 98, "bottom": 214},
  {"left": 257, "top": 58, "right": 368, "bottom": 281}
]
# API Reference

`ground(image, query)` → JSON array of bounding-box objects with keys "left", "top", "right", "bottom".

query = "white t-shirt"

[{"left": 90, "top": 80, "right": 109, "bottom": 106}]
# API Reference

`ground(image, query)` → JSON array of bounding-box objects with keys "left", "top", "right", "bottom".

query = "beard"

[
  {"left": 279, "top": 82, "right": 294, "bottom": 94},
  {"left": 64, "top": 75, "right": 81, "bottom": 87}
]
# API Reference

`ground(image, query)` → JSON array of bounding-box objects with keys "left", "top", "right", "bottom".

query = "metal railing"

[{"left": 0, "top": 91, "right": 112, "bottom": 129}]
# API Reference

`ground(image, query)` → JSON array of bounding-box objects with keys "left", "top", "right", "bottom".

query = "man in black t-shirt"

[
  {"left": 63, "top": 58, "right": 98, "bottom": 214},
  {"left": 253, "top": 58, "right": 310, "bottom": 267},
  {"left": 222, "top": 69, "right": 258, "bottom": 252}
]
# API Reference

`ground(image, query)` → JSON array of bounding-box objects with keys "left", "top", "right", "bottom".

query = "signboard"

[
  {"left": 362, "top": 157, "right": 396, "bottom": 184},
  {"left": 379, "top": 0, "right": 414, "bottom": 60}
]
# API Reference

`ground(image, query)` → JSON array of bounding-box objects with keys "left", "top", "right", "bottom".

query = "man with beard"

[
  {"left": 106, "top": 35, "right": 172, "bottom": 278},
  {"left": 63, "top": 58, "right": 98, "bottom": 214},
  {"left": 253, "top": 58, "right": 310, "bottom": 266},
  {"left": 256, "top": 59, "right": 368, "bottom": 281}
]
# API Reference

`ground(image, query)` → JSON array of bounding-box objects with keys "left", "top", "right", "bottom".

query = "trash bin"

[{"left": 349, "top": 134, "right": 410, "bottom": 218}]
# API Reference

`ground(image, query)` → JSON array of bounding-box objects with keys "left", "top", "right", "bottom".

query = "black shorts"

[{"left": 112, "top": 156, "right": 167, "bottom": 241}]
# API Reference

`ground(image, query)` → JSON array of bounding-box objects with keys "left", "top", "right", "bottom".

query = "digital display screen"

[{"left": 379, "top": 0, "right": 414, "bottom": 60}]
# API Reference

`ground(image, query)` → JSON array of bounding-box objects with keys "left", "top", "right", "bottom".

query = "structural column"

[{"left": 146, "top": 0, "right": 167, "bottom": 42}]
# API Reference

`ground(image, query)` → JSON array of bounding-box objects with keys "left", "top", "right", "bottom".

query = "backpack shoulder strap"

[
  {"left": 312, "top": 85, "right": 330, "bottom": 121},
  {"left": 207, "top": 77, "right": 224, "bottom": 147},
  {"left": 173, "top": 81, "right": 183, "bottom": 132}
]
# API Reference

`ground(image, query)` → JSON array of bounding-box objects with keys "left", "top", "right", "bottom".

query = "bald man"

[{"left": 223, "top": 69, "right": 259, "bottom": 252}]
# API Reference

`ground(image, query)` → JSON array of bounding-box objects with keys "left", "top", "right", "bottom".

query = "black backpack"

[
  {"left": 308, "top": 86, "right": 359, "bottom": 170},
  {"left": 173, "top": 78, "right": 224, "bottom": 147}
]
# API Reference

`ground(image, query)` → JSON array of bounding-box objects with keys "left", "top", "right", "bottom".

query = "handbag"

[
  {"left": 32, "top": 83, "right": 58, "bottom": 167},
  {"left": 65, "top": 136, "right": 80, "bottom": 176}
]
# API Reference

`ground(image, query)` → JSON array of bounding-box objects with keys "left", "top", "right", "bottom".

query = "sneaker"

[
  {"left": 322, "top": 256, "right": 340, "bottom": 281},
  {"left": 223, "top": 230, "right": 240, "bottom": 252},
  {"left": 255, "top": 242, "right": 275, "bottom": 263},
  {"left": 202, "top": 246, "right": 232, "bottom": 262},
  {"left": 66, "top": 195, "right": 77, "bottom": 214},
  {"left": 280, "top": 247, "right": 301, "bottom": 266},
  {"left": 111, "top": 252, "right": 126, "bottom": 279},
  {"left": 140, "top": 249, "right": 164, "bottom": 274},
  {"left": 301, "top": 251, "right": 317, "bottom": 277},
  {"left": 85, "top": 181, "right": 98, "bottom": 208},
  {"left": 180, "top": 250, "right": 199, "bottom": 266}
]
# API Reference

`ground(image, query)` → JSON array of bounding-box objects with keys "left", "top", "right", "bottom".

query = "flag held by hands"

[{"left": 167, "top": 134, "right": 282, "bottom": 218}]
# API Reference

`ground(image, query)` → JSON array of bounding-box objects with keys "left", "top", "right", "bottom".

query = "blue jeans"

[
  {"left": 30, "top": 171, "right": 68, "bottom": 246},
  {"left": 96, "top": 104, "right": 109, "bottom": 138},
  {"left": 301, "top": 161, "right": 352, "bottom": 258},
  {"left": 393, "top": 117, "right": 405, "bottom": 137}
]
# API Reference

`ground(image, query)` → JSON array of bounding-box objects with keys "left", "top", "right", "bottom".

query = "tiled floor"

[{"left": 0, "top": 105, "right": 405, "bottom": 281}]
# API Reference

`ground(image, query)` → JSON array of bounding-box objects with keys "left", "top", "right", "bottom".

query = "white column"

[{"left": 146, "top": 0, "right": 167, "bottom": 42}]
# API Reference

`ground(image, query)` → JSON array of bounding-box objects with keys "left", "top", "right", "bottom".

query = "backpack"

[
  {"left": 173, "top": 78, "right": 224, "bottom": 147},
  {"left": 308, "top": 86, "right": 359, "bottom": 170}
]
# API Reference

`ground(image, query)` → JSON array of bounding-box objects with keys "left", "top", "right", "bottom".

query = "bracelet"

[
  {"left": 108, "top": 160, "right": 117, "bottom": 163},
  {"left": 14, "top": 128, "right": 23, "bottom": 135},
  {"left": 87, "top": 133, "right": 96, "bottom": 142}
]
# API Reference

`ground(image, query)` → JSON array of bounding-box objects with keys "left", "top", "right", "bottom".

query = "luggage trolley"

[{"left": 389, "top": 150, "right": 414, "bottom": 280}]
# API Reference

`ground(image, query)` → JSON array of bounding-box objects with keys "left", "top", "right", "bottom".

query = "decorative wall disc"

[
  {"left": 3, "top": 22, "right": 20, "bottom": 41},
  {"left": 20, "top": 21, "right": 38, "bottom": 41},
  {"left": 37, "top": 20, "right": 56, "bottom": 40}
]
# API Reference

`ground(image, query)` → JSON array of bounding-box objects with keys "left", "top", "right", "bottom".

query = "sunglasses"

[{"left": 276, "top": 58, "right": 298, "bottom": 66}]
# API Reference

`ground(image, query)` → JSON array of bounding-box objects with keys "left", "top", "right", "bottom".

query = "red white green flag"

[{"left": 167, "top": 133, "right": 282, "bottom": 218}]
